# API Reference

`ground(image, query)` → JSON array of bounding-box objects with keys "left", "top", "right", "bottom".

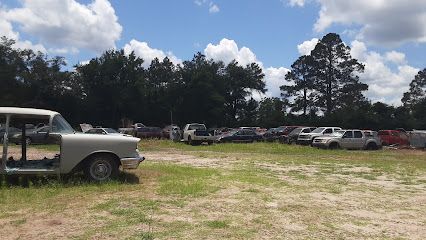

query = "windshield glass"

[
  {"left": 330, "top": 130, "right": 345, "bottom": 137},
  {"left": 189, "top": 124, "right": 206, "bottom": 131},
  {"left": 290, "top": 128, "right": 302, "bottom": 135},
  {"left": 52, "top": 115, "right": 75, "bottom": 134},
  {"left": 105, "top": 128, "right": 118, "bottom": 133},
  {"left": 311, "top": 127, "right": 325, "bottom": 133}
]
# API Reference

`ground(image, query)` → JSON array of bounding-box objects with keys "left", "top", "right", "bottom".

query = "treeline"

[{"left": 0, "top": 34, "right": 425, "bottom": 130}]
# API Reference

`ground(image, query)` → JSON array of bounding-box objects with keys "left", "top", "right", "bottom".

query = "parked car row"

[{"left": 78, "top": 121, "right": 412, "bottom": 149}]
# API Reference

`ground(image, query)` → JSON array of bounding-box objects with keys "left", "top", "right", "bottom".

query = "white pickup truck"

[
  {"left": 312, "top": 130, "right": 382, "bottom": 150},
  {"left": 297, "top": 127, "right": 342, "bottom": 145},
  {"left": 182, "top": 123, "right": 215, "bottom": 145}
]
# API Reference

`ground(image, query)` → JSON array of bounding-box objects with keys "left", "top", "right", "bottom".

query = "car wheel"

[
  {"left": 328, "top": 142, "right": 339, "bottom": 150},
  {"left": 188, "top": 136, "right": 193, "bottom": 145},
  {"left": 366, "top": 142, "right": 378, "bottom": 150},
  {"left": 84, "top": 154, "right": 119, "bottom": 182}
]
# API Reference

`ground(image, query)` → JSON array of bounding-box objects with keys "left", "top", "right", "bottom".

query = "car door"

[
  {"left": 233, "top": 130, "right": 244, "bottom": 142},
  {"left": 34, "top": 126, "right": 49, "bottom": 143},
  {"left": 323, "top": 128, "right": 333, "bottom": 136},
  {"left": 353, "top": 130, "right": 364, "bottom": 149},
  {"left": 341, "top": 131, "right": 353, "bottom": 148}
]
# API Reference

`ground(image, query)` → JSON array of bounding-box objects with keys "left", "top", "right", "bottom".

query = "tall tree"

[
  {"left": 257, "top": 97, "right": 286, "bottom": 128},
  {"left": 223, "top": 61, "right": 265, "bottom": 126},
  {"left": 310, "top": 33, "right": 366, "bottom": 115},
  {"left": 75, "top": 50, "right": 144, "bottom": 126},
  {"left": 281, "top": 55, "right": 316, "bottom": 116},
  {"left": 178, "top": 53, "right": 226, "bottom": 126},
  {"left": 402, "top": 68, "right": 426, "bottom": 107}
]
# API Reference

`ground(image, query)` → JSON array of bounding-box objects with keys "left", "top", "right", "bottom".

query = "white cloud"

[
  {"left": 0, "top": 7, "right": 46, "bottom": 52},
  {"left": 204, "top": 38, "right": 290, "bottom": 99},
  {"left": 292, "top": 0, "right": 426, "bottom": 46},
  {"left": 204, "top": 38, "right": 260, "bottom": 67},
  {"left": 209, "top": 3, "right": 220, "bottom": 13},
  {"left": 288, "top": 0, "right": 306, "bottom": 7},
  {"left": 350, "top": 40, "right": 419, "bottom": 105},
  {"left": 195, "top": 0, "right": 219, "bottom": 14},
  {"left": 264, "top": 67, "right": 291, "bottom": 98},
  {"left": 194, "top": 0, "right": 207, "bottom": 6},
  {"left": 385, "top": 51, "right": 406, "bottom": 65},
  {"left": 2, "top": 0, "right": 122, "bottom": 53},
  {"left": 297, "top": 38, "right": 318, "bottom": 55},
  {"left": 123, "top": 39, "right": 182, "bottom": 68}
]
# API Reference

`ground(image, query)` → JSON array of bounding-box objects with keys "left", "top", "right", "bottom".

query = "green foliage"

[{"left": 1, "top": 35, "right": 426, "bottom": 130}]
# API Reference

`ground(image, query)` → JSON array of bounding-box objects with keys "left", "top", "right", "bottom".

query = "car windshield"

[
  {"left": 266, "top": 128, "right": 276, "bottom": 133},
  {"left": 52, "top": 115, "right": 75, "bottom": 134},
  {"left": 311, "top": 127, "right": 325, "bottom": 133},
  {"left": 290, "top": 128, "right": 303, "bottom": 135},
  {"left": 105, "top": 128, "right": 118, "bottom": 133},
  {"left": 189, "top": 124, "right": 206, "bottom": 131},
  {"left": 330, "top": 130, "right": 345, "bottom": 137}
]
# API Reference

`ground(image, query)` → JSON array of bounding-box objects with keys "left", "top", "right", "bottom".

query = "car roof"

[{"left": 0, "top": 107, "right": 59, "bottom": 117}]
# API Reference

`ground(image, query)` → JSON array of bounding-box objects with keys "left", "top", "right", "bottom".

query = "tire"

[
  {"left": 207, "top": 141, "right": 213, "bottom": 145},
  {"left": 84, "top": 154, "right": 119, "bottom": 182},
  {"left": 188, "top": 136, "right": 193, "bottom": 145},
  {"left": 328, "top": 142, "right": 339, "bottom": 150},
  {"left": 366, "top": 142, "right": 378, "bottom": 150}
]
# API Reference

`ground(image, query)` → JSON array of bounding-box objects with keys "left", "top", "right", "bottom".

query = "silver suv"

[{"left": 297, "top": 127, "right": 342, "bottom": 145}]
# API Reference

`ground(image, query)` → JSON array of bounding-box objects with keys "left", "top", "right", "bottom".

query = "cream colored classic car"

[{"left": 0, "top": 107, "right": 145, "bottom": 181}]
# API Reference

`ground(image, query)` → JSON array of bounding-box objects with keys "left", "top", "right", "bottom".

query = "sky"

[{"left": 1, "top": 0, "right": 425, "bottom": 105}]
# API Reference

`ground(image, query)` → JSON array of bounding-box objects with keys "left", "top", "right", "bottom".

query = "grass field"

[{"left": 1, "top": 140, "right": 425, "bottom": 239}]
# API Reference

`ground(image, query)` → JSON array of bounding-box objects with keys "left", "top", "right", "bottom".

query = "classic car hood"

[{"left": 62, "top": 132, "right": 140, "bottom": 143}]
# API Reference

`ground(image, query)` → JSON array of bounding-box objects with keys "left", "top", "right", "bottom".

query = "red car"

[{"left": 378, "top": 130, "right": 409, "bottom": 146}]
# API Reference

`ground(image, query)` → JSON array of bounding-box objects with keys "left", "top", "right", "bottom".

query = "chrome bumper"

[{"left": 121, "top": 156, "right": 145, "bottom": 169}]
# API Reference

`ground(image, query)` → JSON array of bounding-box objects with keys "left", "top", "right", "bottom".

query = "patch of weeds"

[
  {"left": 327, "top": 184, "right": 343, "bottom": 194},
  {"left": 145, "top": 163, "right": 220, "bottom": 197},
  {"left": 288, "top": 170, "right": 308, "bottom": 180},
  {"left": 163, "top": 199, "right": 186, "bottom": 208},
  {"left": 127, "top": 231, "right": 154, "bottom": 240},
  {"left": 242, "top": 188, "right": 260, "bottom": 193},
  {"left": 417, "top": 179, "right": 426, "bottom": 184},
  {"left": 399, "top": 177, "right": 416, "bottom": 185},
  {"left": 279, "top": 204, "right": 306, "bottom": 212},
  {"left": 206, "top": 220, "right": 230, "bottom": 229},
  {"left": 361, "top": 174, "right": 378, "bottom": 180},
  {"left": 225, "top": 167, "right": 277, "bottom": 186},
  {"left": 9, "top": 218, "right": 26, "bottom": 226}
]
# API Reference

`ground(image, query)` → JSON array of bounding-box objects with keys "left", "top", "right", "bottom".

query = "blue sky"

[{"left": 1, "top": 0, "right": 425, "bottom": 105}]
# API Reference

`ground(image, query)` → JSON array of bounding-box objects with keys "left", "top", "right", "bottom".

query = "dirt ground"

[{"left": 1, "top": 145, "right": 425, "bottom": 239}]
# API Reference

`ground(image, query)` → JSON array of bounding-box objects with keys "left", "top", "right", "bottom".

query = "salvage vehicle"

[
  {"left": 0, "top": 126, "right": 20, "bottom": 142},
  {"left": 297, "top": 127, "right": 342, "bottom": 145},
  {"left": 312, "top": 130, "right": 382, "bottom": 150},
  {"left": 182, "top": 123, "right": 215, "bottom": 145},
  {"left": 136, "top": 127, "right": 164, "bottom": 139},
  {"left": 263, "top": 128, "right": 278, "bottom": 142},
  {"left": 378, "top": 130, "right": 409, "bottom": 146},
  {"left": 1, "top": 107, "right": 145, "bottom": 181},
  {"left": 9, "top": 125, "right": 51, "bottom": 145},
  {"left": 217, "top": 129, "right": 263, "bottom": 143},
  {"left": 85, "top": 127, "right": 131, "bottom": 137},
  {"left": 280, "top": 127, "right": 317, "bottom": 144},
  {"left": 118, "top": 123, "right": 146, "bottom": 137}
]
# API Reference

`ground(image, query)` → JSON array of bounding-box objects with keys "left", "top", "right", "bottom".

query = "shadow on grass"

[{"left": 0, "top": 171, "right": 140, "bottom": 188}]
